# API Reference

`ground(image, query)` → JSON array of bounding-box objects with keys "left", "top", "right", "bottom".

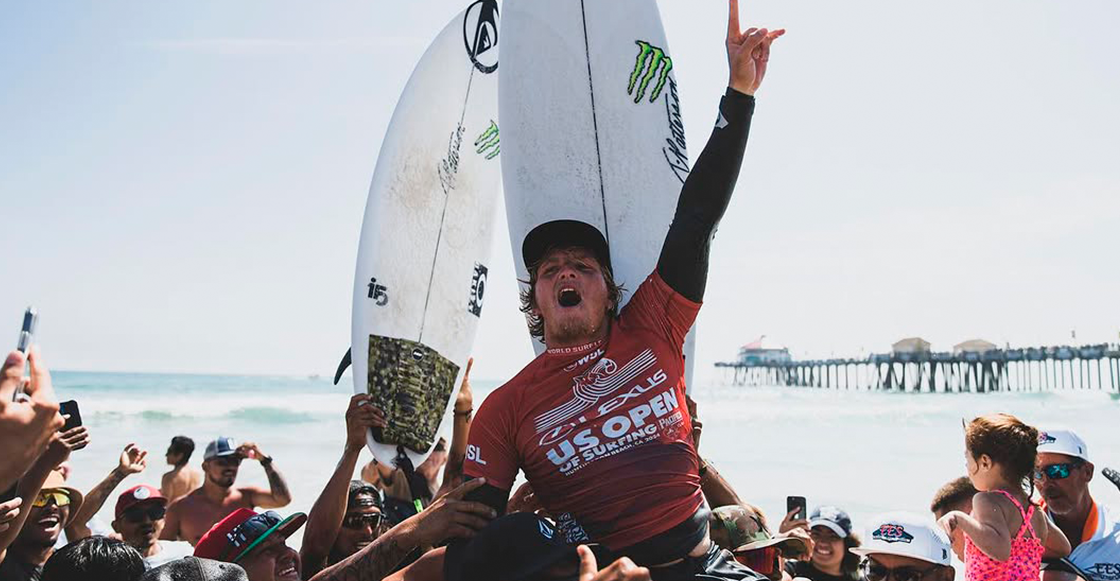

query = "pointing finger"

[{"left": 727, "top": 0, "right": 741, "bottom": 41}]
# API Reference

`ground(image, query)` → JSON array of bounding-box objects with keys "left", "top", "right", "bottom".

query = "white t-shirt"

[
  {"left": 144, "top": 540, "right": 194, "bottom": 569},
  {"left": 1062, "top": 502, "right": 1120, "bottom": 581}
]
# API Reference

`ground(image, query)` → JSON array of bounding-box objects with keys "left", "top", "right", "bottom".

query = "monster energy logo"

[
  {"left": 628, "top": 40, "right": 673, "bottom": 104},
  {"left": 474, "top": 121, "right": 500, "bottom": 160}
]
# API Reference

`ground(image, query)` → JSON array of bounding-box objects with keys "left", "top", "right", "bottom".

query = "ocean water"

[{"left": 53, "top": 371, "right": 1120, "bottom": 549}]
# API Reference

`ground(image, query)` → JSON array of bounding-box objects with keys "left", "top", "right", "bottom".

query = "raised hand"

[
  {"left": 454, "top": 358, "right": 475, "bottom": 415},
  {"left": 43, "top": 425, "right": 91, "bottom": 468},
  {"left": 779, "top": 506, "right": 809, "bottom": 534},
  {"left": 411, "top": 478, "right": 496, "bottom": 546},
  {"left": 726, "top": 0, "right": 784, "bottom": 96},
  {"left": 345, "top": 394, "right": 388, "bottom": 452},
  {"left": 236, "top": 441, "right": 268, "bottom": 462},
  {"left": 118, "top": 443, "right": 148, "bottom": 475},
  {"left": 577, "top": 545, "right": 651, "bottom": 581},
  {"left": 0, "top": 497, "right": 21, "bottom": 534}
]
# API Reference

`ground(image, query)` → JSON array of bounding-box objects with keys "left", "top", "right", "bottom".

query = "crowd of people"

[
  {"left": 3, "top": 1, "right": 1119, "bottom": 580},
  {"left": 2, "top": 345, "right": 1118, "bottom": 581}
]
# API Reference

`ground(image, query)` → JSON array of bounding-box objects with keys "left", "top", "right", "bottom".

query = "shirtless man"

[
  {"left": 161, "top": 435, "right": 202, "bottom": 503},
  {"left": 161, "top": 436, "right": 292, "bottom": 545}
]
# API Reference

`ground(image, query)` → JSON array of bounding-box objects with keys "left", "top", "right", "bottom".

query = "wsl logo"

[
  {"left": 628, "top": 40, "right": 673, "bottom": 104},
  {"left": 463, "top": 0, "right": 499, "bottom": 74},
  {"left": 872, "top": 524, "right": 915, "bottom": 544},
  {"left": 1038, "top": 432, "right": 1057, "bottom": 445},
  {"left": 474, "top": 121, "right": 500, "bottom": 160}
]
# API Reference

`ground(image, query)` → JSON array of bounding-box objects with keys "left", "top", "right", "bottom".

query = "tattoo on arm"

[
  {"left": 263, "top": 464, "right": 292, "bottom": 505},
  {"left": 310, "top": 536, "right": 411, "bottom": 581}
]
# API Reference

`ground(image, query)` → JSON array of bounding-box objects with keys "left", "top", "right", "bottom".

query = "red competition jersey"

[{"left": 464, "top": 271, "right": 702, "bottom": 549}]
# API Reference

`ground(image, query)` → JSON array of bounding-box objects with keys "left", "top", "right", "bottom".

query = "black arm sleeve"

[{"left": 657, "top": 88, "right": 755, "bottom": 302}]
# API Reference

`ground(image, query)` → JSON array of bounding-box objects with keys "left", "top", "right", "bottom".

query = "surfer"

[
  {"left": 161, "top": 437, "right": 292, "bottom": 546},
  {"left": 448, "top": 1, "right": 784, "bottom": 577}
]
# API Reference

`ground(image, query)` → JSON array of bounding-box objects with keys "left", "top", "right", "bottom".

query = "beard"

[{"left": 547, "top": 312, "right": 605, "bottom": 344}]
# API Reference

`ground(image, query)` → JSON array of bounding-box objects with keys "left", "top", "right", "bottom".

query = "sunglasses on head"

[
  {"left": 342, "top": 512, "right": 384, "bottom": 530},
  {"left": 123, "top": 505, "right": 167, "bottom": 523},
  {"left": 33, "top": 489, "right": 72, "bottom": 508},
  {"left": 733, "top": 546, "right": 779, "bottom": 576},
  {"left": 862, "top": 559, "right": 938, "bottom": 581},
  {"left": 1034, "top": 459, "right": 1083, "bottom": 482}
]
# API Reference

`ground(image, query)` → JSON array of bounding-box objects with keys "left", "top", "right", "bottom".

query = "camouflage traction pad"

[{"left": 367, "top": 335, "right": 459, "bottom": 455}]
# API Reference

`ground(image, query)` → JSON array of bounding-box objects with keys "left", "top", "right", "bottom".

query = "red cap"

[
  {"left": 114, "top": 485, "right": 168, "bottom": 519},
  {"left": 194, "top": 508, "right": 306, "bottom": 563}
]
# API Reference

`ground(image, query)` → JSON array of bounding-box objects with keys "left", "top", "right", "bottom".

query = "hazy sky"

[{"left": 3, "top": 1, "right": 1118, "bottom": 383}]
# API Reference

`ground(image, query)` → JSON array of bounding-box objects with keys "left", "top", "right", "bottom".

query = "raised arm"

[
  {"left": 301, "top": 394, "right": 387, "bottom": 579},
  {"left": 238, "top": 442, "right": 292, "bottom": 509},
  {"left": 657, "top": 0, "right": 783, "bottom": 302},
  {"left": 310, "top": 479, "right": 495, "bottom": 581},
  {"left": 0, "top": 348, "right": 64, "bottom": 493},
  {"left": 437, "top": 359, "right": 474, "bottom": 498},
  {"left": 66, "top": 443, "right": 148, "bottom": 541}
]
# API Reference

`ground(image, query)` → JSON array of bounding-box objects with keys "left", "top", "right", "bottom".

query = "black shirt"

[{"left": 0, "top": 555, "right": 44, "bottom": 581}]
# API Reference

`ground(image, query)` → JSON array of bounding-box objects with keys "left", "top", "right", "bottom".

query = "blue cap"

[{"left": 204, "top": 437, "right": 238, "bottom": 461}]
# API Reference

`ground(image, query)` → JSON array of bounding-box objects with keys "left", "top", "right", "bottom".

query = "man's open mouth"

[{"left": 558, "top": 287, "right": 582, "bottom": 307}]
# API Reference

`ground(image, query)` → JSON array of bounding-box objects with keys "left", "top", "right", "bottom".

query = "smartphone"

[
  {"left": 17, "top": 307, "right": 37, "bottom": 353},
  {"left": 59, "top": 400, "right": 82, "bottom": 431},
  {"left": 787, "top": 495, "right": 807, "bottom": 521}
]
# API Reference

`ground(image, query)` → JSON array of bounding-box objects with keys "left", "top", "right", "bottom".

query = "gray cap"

[
  {"left": 204, "top": 437, "right": 238, "bottom": 461},
  {"left": 141, "top": 557, "right": 248, "bottom": 581}
]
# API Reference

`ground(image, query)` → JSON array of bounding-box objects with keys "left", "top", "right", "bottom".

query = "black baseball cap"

[
  {"left": 445, "top": 513, "right": 580, "bottom": 581},
  {"left": 522, "top": 220, "right": 611, "bottom": 273},
  {"left": 347, "top": 480, "right": 382, "bottom": 510}
]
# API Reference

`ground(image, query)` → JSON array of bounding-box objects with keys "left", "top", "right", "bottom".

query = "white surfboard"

[
  {"left": 498, "top": 0, "right": 696, "bottom": 389},
  {"left": 351, "top": 0, "right": 501, "bottom": 466}
]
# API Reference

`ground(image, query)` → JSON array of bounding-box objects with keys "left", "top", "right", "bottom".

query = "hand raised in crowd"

[
  {"left": 118, "top": 443, "right": 148, "bottom": 475},
  {"left": 577, "top": 545, "right": 652, "bottom": 581},
  {"left": 454, "top": 358, "right": 474, "bottom": 415},
  {"left": 236, "top": 441, "right": 269, "bottom": 462},
  {"left": 778, "top": 506, "right": 809, "bottom": 534},
  {"left": 409, "top": 477, "right": 496, "bottom": 547},
  {"left": 345, "top": 394, "right": 387, "bottom": 452},
  {"left": 726, "top": 0, "right": 785, "bottom": 96},
  {"left": 42, "top": 425, "right": 91, "bottom": 469},
  {"left": 0, "top": 497, "right": 21, "bottom": 534},
  {"left": 0, "top": 347, "right": 64, "bottom": 491}
]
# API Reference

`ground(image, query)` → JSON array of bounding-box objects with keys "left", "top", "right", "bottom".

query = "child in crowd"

[{"left": 938, "top": 413, "right": 1070, "bottom": 581}]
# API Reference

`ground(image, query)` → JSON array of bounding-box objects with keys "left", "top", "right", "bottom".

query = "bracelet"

[
  {"left": 454, "top": 408, "right": 473, "bottom": 417},
  {"left": 698, "top": 460, "right": 710, "bottom": 478},
  {"left": 260, "top": 455, "right": 274, "bottom": 466}
]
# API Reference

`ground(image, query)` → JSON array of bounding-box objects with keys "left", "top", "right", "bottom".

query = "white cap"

[
  {"left": 849, "top": 512, "right": 952, "bottom": 567},
  {"left": 1037, "top": 428, "right": 1089, "bottom": 462}
]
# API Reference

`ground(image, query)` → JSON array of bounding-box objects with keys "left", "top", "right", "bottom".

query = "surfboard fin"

[
  {"left": 1104, "top": 467, "right": 1120, "bottom": 493},
  {"left": 333, "top": 348, "right": 352, "bottom": 385}
]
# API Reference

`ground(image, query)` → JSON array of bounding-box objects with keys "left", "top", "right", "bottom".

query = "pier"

[{"left": 716, "top": 342, "right": 1120, "bottom": 392}]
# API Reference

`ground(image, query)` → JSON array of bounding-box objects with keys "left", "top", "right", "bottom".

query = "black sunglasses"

[
  {"left": 213, "top": 456, "right": 243, "bottom": 467},
  {"left": 1034, "top": 459, "right": 1084, "bottom": 482},
  {"left": 862, "top": 559, "right": 938, "bottom": 581},
  {"left": 123, "top": 505, "right": 167, "bottom": 523},
  {"left": 342, "top": 513, "right": 383, "bottom": 530}
]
